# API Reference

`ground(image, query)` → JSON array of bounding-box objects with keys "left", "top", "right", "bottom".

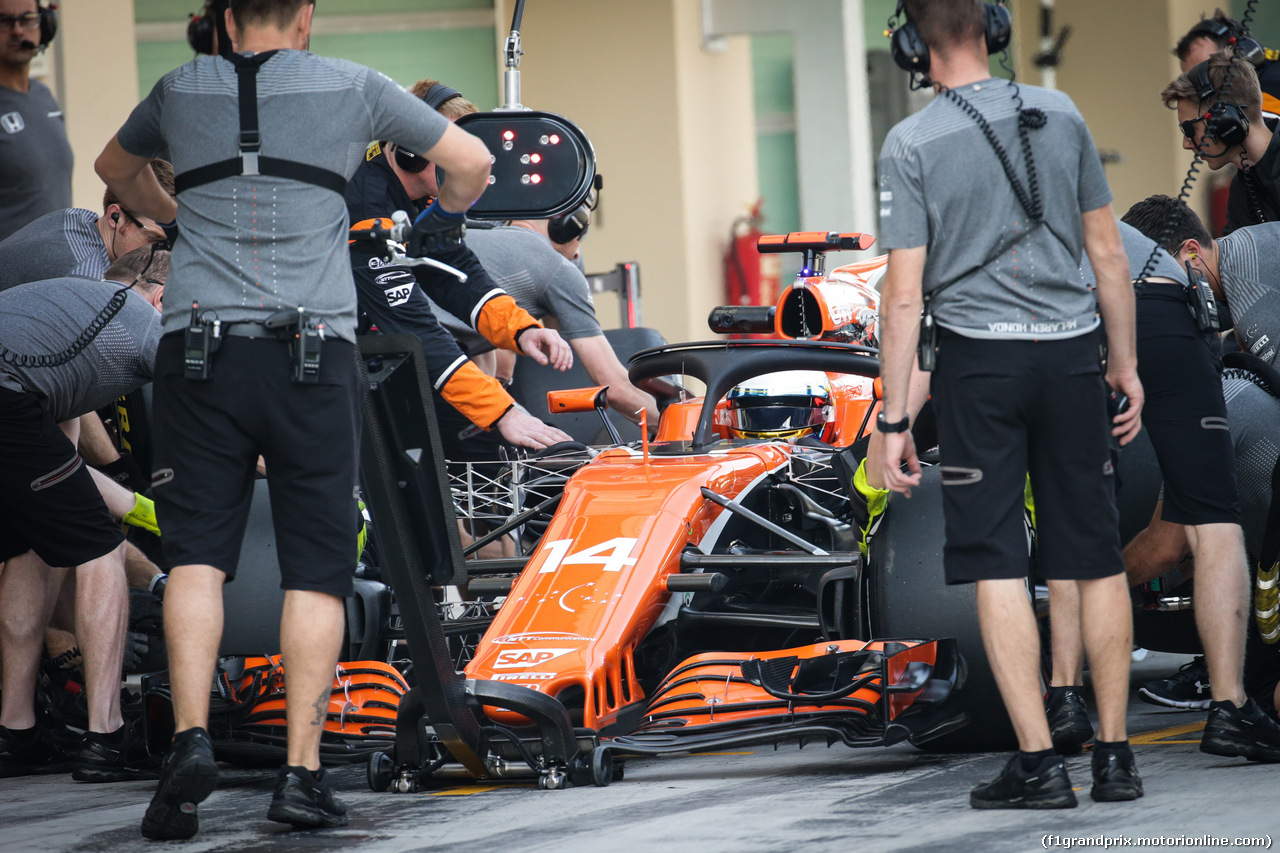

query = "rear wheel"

[{"left": 866, "top": 466, "right": 1018, "bottom": 752}]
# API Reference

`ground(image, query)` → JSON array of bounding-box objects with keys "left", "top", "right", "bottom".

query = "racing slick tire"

[{"left": 866, "top": 466, "right": 1017, "bottom": 752}]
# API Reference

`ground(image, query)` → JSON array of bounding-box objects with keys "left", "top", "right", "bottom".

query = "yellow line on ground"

[
  {"left": 1130, "top": 721, "right": 1206, "bottom": 746},
  {"left": 430, "top": 784, "right": 530, "bottom": 796}
]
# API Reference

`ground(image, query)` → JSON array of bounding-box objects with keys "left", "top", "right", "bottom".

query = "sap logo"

[
  {"left": 492, "top": 632, "right": 588, "bottom": 645},
  {"left": 492, "top": 648, "right": 574, "bottom": 669},
  {"left": 1, "top": 112, "right": 24, "bottom": 134},
  {"left": 378, "top": 270, "right": 415, "bottom": 306}
]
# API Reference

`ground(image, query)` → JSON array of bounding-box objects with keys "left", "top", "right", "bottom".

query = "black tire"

[
  {"left": 590, "top": 745, "right": 613, "bottom": 787},
  {"left": 367, "top": 750, "right": 394, "bottom": 792},
  {"left": 866, "top": 466, "right": 1016, "bottom": 752}
]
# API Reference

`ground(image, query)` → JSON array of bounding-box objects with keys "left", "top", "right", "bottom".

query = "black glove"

[
  {"left": 123, "top": 631, "right": 150, "bottom": 674},
  {"left": 407, "top": 201, "right": 466, "bottom": 257},
  {"left": 97, "top": 454, "right": 148, "bottom": 494}
]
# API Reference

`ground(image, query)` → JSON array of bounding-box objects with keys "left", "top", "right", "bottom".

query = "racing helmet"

[{"left": 718, "top": 370, "right": 834, "bottom": 440}]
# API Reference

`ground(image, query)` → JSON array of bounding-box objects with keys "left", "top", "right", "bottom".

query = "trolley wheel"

[
  {"left": 367, "top": 750, "right": 394, "bottom": 792},
  {"left": 590, "top": 745, "right": 613, "bottom": 787}
]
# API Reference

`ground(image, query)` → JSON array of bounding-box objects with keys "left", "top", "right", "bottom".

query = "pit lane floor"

[{"left": 3, "top": 652, "right": 1274, "bottom": 853}]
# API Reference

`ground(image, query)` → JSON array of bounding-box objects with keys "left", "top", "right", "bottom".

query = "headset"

[
  {"left": 888, "top": 0, "right": 1010, "bottom": 76},
  {"left": 1187, "top": 60, "right": 1251, "bottom": 148},
  {"left": 393, "top": 84, "right": 464, "bottom": 174},
  {"left": 186, "top": 0, "right": 232, "bottom": 58},
  {"left": 16, "top": 3, "right": 56, "bottom": 51},
  {"left": 1195, "top": 16, "right": 1266, "bottom": 68},
  {"left": 547, "top": 174, "right": 602, "bottom": 244}
]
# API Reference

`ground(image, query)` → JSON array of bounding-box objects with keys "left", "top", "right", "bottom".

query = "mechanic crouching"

[
  {"left": 872, "top": 0, "right": 1143, "bottom": 809},
  {"left": 0, "top": 246, "right": 167, "bottom": 781}
]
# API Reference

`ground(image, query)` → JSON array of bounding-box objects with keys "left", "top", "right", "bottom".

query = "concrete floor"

[{"left": 2, "top": 652, "right": 1275, "bottom": 853}]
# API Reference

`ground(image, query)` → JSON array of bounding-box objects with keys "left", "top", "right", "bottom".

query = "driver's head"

[{"left": 719, "top": 370, "right": 833, "bottom": 441}]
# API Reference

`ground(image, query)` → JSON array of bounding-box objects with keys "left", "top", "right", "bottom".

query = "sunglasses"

[{"left": 1179, "top": 115, "right": 1208, "bottom": 140}]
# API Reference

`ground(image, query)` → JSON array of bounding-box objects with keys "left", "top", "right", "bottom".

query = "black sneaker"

[
  {"left": 1201, "top": 698, "right": 1280, "bottom": 762},
  {"left": 72, "top": 721, "right": 159, "bottom": 782},
  {"left": 0, "top": 722, "right": 78, "bottom": 777},
  {"left": 1045, "top": 687, "right": 1093, "bottom": 754},
  {"left": 970, "top": 753, "right": 1078, "bottom": 810},
  {"left": 267, "top": 765, "right": 349, "bottom": 828},
  {"left": 1138, "top": 656, "right": 1211, "bottom": 710},
  {"left": 141, "top": 728, "right": 220, "bottom": 841},
  {"left": 1091, "top": 743, "right": 1143, "bottom": 802}
]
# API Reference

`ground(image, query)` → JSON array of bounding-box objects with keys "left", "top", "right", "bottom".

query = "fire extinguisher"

[{"left": 724, "top": 201, "right": 781, "bottom": 309}]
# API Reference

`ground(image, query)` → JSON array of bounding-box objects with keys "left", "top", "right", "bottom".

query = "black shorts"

[
  {"left": 0, "top": 387, "right": 123, "bottom": 566},
  {"left": 1136, "top": 285, "right": 1241, "bottom": 526},
  {"left": 150, "top": 334, "right": 361, "bottom": 597},
  {"left": 930, "top": 332, "right": 1124, "bottom": 585}
]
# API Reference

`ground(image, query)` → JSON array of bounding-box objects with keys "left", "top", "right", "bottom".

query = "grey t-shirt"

[
  {"left": 116, "top": 51, "right": 449, "bottom": 343},
  {"left": 1079, "top": 222, "right": 1185, "bottom": 287},
  {"left": 0, "top": 277, "right": 161, "bottom": 422},
  {"left": 879, "top": 79, "right": 1113, "bottom": 340},
  {"left": 0, "top": 208, "right": 109, "bottom": 292},
  {"left": 1216, "top": 224, "right": 1280, "bottom": 364},
  {"left": 1222, "top": 369, "right": 1280, "bottom": 558},
  {"left": 431, "top": 225, "right": 603, "bottom": 356},
  {"left": 0, "top": 80, "right": 73, "bottom": 242}
]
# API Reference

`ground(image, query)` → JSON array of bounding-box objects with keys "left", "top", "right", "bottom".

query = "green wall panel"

[
  {"left": 751, "top": 32, "right": 793, "bottom": 116},
  {"left": 137, "top": 28, "right": 499, "bottom": 108},
  {"left": 756, "top": 131, "right": 800, "bottom": 236}
]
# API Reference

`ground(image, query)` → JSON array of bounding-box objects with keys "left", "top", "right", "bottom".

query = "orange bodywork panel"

[
  {"left": 464, "top": 443, "right": 791, "bottom": 731},
  {"left": 633, "top": 639, "right": 941, "bottom": 731},
  {"left": 547, "top": 386, "right": 608, "bottom": 415}
]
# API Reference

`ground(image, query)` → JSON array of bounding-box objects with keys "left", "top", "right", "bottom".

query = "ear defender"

[
  {"left": 889, "top": 2, "right": 1011, "bottom": 75},
  {"left": 392, "top": 84, "right": 466, "bottom": 173},
  {"left": 37, "top": 3, "right": 57, "bottom": 47},
  {"left": 1187, "top": 59, "right": 1250, "bottom": 148}
]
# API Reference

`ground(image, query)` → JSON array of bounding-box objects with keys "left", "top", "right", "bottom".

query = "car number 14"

[{"left": 536, "top": 538, "right": 639, "bottom": 574}]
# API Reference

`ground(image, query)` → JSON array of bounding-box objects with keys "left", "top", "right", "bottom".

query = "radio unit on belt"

[
  {"left": 1184, "top": 260, "right": 1220, "bottom": 333},
  {"left": 264, "top": 307, "right": 324, "bottom": 384},
  {"left": 184, "top": 302, "right": 222, "bottom": 381}
]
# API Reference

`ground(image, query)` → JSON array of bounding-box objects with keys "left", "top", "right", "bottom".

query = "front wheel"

[{"left": 866, "top": 466, "right": 1018, "bottom": 752}]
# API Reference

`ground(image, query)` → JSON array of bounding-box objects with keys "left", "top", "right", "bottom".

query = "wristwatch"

[{"left": 876, "top": 412, "right": 910, "bottom": 434}]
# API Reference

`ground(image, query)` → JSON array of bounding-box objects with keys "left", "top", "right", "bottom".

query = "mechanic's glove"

[
  {"left": 123, "top": 493, "right": 160, "bottom": 536},
  {"left": 850, "top": 458, "right": 888, "bottom": 559},
  {"left": 122, "top": 631, "right": 150, "bottom": 674},
  {"left": 98, "top": 454, "right": 148, "bottom": 494},
  {"left": 356, "top": 498, "right": 368, "bottom": 567},
  {"left": 407, "top": 201, "right": 466, "bottom": 257}
]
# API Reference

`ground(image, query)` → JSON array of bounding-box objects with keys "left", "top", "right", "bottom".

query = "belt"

[{"left": 221, "top": 322, "right": 286, "bottom": 340}]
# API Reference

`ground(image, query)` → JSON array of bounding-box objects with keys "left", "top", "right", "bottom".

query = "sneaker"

[
  {"left": 1138, "top": 656, "right": 1211, "bottom": 710},
  {"left": 267, "top": 765, "right": 349, "bottom": 828},
  {"left": 1045, "top": 687, "right": 1093, "bottom": 754},
  {"left": 141, "top": 728, "right": 220, "bottom": 841},
  {"left": 970, "top": 753, "right": 1078, "bottom": 810},
  {"left": 0, "top": 722, "right": 78, "bottom": 777},
  {"left": 1201, "top": 698, "right": 1280, "bottom": 762},
  {"left": 1091, "top": 743, "right": 1143, "bottom": 802},
  {"left": 72, "top": 721, "right": 159, "bottom": 782}
]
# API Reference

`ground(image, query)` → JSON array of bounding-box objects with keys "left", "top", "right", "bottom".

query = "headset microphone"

[{"left": 19, "top": 40, "right": 38, "bottom": 51}]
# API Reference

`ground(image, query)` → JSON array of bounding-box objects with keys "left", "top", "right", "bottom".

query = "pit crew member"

[
  {"left": 1175, "top": 9, "right": 1280, "bottom": 124},
  {"left": 96, "top": 0, "right": 494, "bottom": 836},
  {"left": 0, "top": 246, "right": 166, "bottom": 781},
  {"left": 346, "top": 80, "right": 573, "bottom": 455},
  {"left": 1162, "top": 50, "right": 1278, "bottom": 233},
  {"left": 873, "top": 0, "right": 1143, "bottom": 808}
]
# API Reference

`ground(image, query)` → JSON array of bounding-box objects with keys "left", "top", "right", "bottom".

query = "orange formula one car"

[{"left": 361, "top": 232, "right": 992, "bottom": 793}]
